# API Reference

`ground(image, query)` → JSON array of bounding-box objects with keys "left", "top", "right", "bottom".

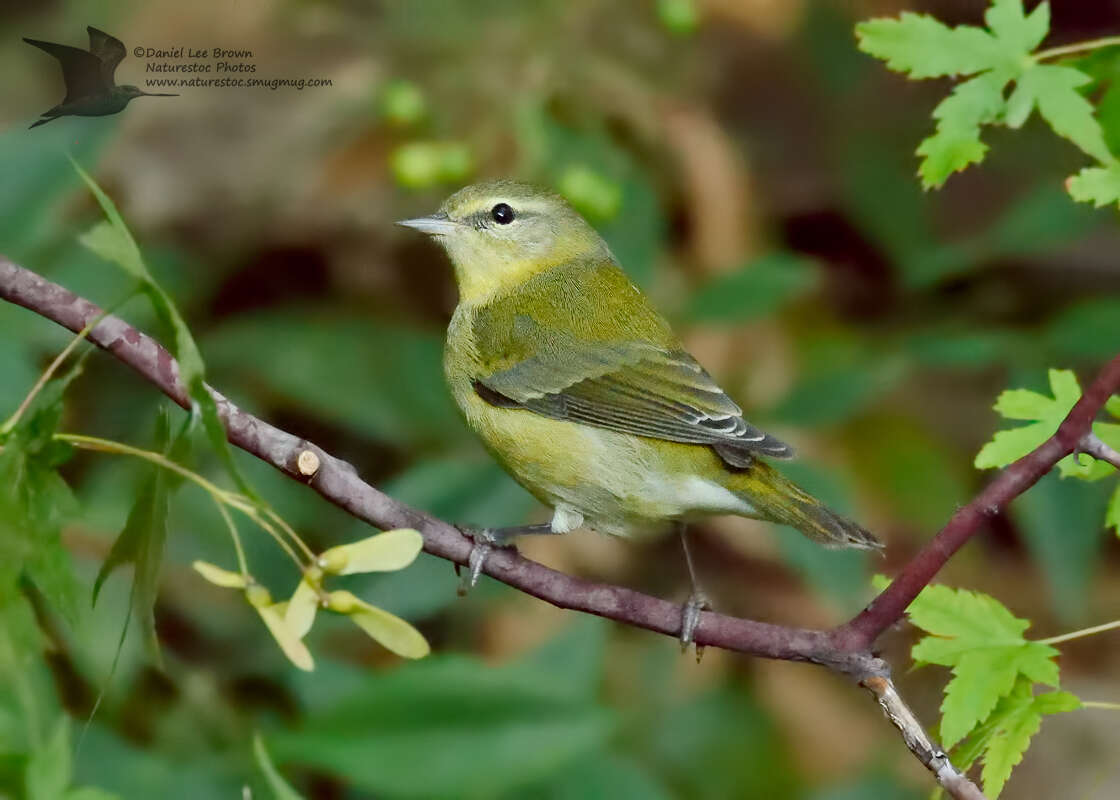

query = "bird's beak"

[
  {"left": 140, "top": 91, "right": 179, "bottom": 96},
  {"left": 396, "top": 212, "right": 457, "bottom": 237}
]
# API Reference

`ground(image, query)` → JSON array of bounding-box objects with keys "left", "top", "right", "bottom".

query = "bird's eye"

[{"left": 490, "top": 203, "right": 515, "bottom": 225}]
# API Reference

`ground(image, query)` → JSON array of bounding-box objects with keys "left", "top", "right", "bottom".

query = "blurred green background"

[{"left": 2, "top": 0, "right": 1120, "bottom": 797}]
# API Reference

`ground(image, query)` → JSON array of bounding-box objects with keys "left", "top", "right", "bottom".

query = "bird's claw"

[
  {"left": 465, "top": 538, "right": 493, "bottom": 593},
  {"left": 680, "top": 590, "right": 711, "bottom": 661},
  {"left": 456, "top": 526, "right": 502, "bottom": 596}
]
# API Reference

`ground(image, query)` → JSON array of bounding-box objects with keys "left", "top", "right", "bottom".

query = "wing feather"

[
  {"left": 466, "top": 261, "right": 793, "bottom": 463},
  {"left": 87, "top": 27, "right": 126, "bottom": 84},
  {"left": 23, "top": 39, "right": 107, "bottom": 101},
  {"left": 477, "top": 339, "right": 792, "bottom": 461}
]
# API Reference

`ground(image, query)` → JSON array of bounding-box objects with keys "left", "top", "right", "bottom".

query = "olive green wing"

[{"left": 474, "top": 331, "right": 793, "bottom": 463}]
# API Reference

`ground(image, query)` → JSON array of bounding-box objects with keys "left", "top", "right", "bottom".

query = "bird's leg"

[
  {"left": 457, "top": 506, "right": 583, "bottom": 593},
  {"left": 678, "top": 523, "right": 711, "bottom": 656},
  {"left": 456, "top": 522, "right": 556, "bottom": 595}
]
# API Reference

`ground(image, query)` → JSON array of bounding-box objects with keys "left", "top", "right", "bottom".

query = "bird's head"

[{"left": 398, "top": 181, "right": 610, "bottom": 303}]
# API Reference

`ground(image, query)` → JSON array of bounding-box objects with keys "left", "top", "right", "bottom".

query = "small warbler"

[{"left": 399, "top": 181, "right": 880, "bottom": 645}]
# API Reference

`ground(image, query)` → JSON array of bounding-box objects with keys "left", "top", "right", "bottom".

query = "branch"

[
  {"left": 7, "top": 258, "right": 1117, "bottom": 799},
  {"left": 864, "top": 676, "right": 987, "bottom": 800},
  {"left": 832, "top": 353, "right": 1120, "bottom": 653},
  {"left": 0, "top": 260, "right": 852, "bottom": 667}
]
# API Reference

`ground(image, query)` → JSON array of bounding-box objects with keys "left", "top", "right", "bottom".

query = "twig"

[
  {"left": 1078, "top": 433, "right": 1120, "bottom": 471},
  {"left": 863, "top": 675, "right": 987, "bottom": 800},
  {"left": 1034, "top": 35, "right": 1120, "bottom": 62},
  {"left": 1038, "top": 618, "right": 1120, "bottom": 646},
  {"left": 8, "top": 258, "right": 1120, "bottom": 799}
]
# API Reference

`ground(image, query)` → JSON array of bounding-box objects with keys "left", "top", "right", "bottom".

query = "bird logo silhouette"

[{"left": 24, "top": 26, "right": 177, "bottom": 128}]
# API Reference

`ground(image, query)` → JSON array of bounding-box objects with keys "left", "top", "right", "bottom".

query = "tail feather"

[{"left": 727, "top": 461, "right": 882, "bottom": 550}]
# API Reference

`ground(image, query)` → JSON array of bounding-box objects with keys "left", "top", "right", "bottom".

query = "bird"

[
  {"left": 24, "top": 26, "right": 177, "bottom": 128},
  {"left": 398, "top": 180, "right": 881, "bottom": 646}
]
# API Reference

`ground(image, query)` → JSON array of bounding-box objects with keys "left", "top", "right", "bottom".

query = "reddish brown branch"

[
  {"left": 0, "top": 259, "right": 861, "bottom": 666},
  {"left": 831, "top": 354, "right": 1120, "bottom": 653},
  {"left": 6, "top": 257, "right": 1117, "bottom": 799}
]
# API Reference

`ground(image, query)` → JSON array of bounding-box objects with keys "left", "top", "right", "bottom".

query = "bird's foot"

[
  {"left": 680, "top": 590, "right": 711, "bottom": 661},
  {"left": 455, "top": 526, "right": 510, "bottom": 595}
]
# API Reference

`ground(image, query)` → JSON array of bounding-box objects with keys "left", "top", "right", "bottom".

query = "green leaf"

[
  {"left": 1007, "top": 65, "right": 1113, "bottom": 162},
  {"left": 1094, "top": 421, "right": 1120, "bottom": 454},
  {"left": 975, "top": 369, "right": 1091, "bottom": 476},
  {"left": 25, "top": 717, "right": 71, "bottom": 800},
  {"left": 984, "top": 0, "right": 1050, "bottom": 55},
  {"left": 936, "top": 646, "right": 1057, "bottom": 748},
  {"left": 905, "top": 584, "right": 1030, "bottom": 655},
  {"left": 72, "top": 161, "right": 255, "bottom": 501},
  {"left": 1031, "top": 689, "right": 1081, "bottom": 714},
  {"left": 1067, "top": 163, "right": 1120, "bottom": 208},
  {"left": 937, "top": 649, "right": 1019, "bottom": 749},
  {"left": 897, "top": 582, "right": 1062, "bottom": 747},
  {"left": 955, "top": 680, "right": 1080, "bottom": 798},
  {"left": 1049, "top": 365, "right": 1082, "bottom": 405},
  {"left": 70, "top": 160, "right": 150, "bottom": 283},
  {"left": 76, "top": 222, "right": 146, "bottom": 283},
  {"left": 916, "top": 71, "right": 1009, "bottom": 188},
  {"left": 252, "top": 732, "right": 304, "bottom": 800},
  {"left": 0, "top": 362, "right": 85, "bottom": 624},
  {"left": 92, "top": 410, "right": 192, "bottom": 662},
  {"left": 857, "top": 2, "right": 1120, "bottom": 192},
  {"left": 684, "top": 253, "right": 819, "bottom": 324},
  {"left": 855, "top": 14, "right": 1007, "bottom": 79},
  {"left": 975, "top": 421, "right": 1052, "bottom": 470},
  {"left": 1096, "top": 80, "right": 1120, "bottom": 156},
  {"left": 993, "top": 388, "right": 1052, "bottom": 420}
]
